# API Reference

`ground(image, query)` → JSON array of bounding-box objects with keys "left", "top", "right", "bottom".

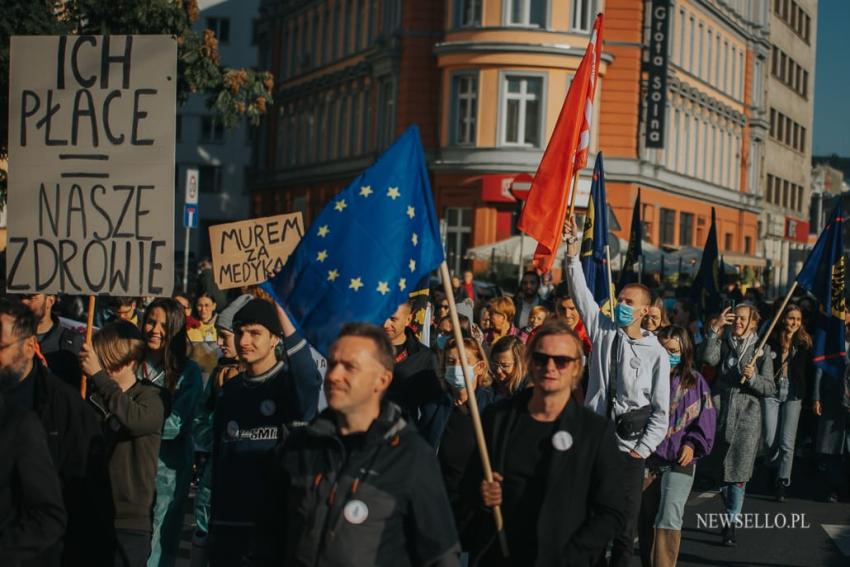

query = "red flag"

[{"left": 517, "top": 14, "right": 604, "bottom": 273}]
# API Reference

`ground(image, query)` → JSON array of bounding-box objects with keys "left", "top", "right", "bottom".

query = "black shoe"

[
  {"left": 776, "top": 482, "right": 787, "bottom": 503},
  {"left": 722, "top": 526, "right": 737, "bottom": 547}
]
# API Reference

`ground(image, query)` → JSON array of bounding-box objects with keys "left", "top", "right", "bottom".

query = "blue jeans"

[
  {"left": 762, "top": 397, "right": 802, "bottom": 484},
  {"left": 721, "top": 482, "right": 746, "bottom": 520}
]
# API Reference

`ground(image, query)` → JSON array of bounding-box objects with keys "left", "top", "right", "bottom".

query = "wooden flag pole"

[
  {"left": 81, "top": 295, "right": 96, "bottom": 399},
  {"left": 439, "top": 262, "right": 509, "bottom": 558},
  {"left": 740, "top": 281, "right": 798, "bottom": 384},
  {"left": 567, "top": 169, "right": 582, "bottom": 221}
]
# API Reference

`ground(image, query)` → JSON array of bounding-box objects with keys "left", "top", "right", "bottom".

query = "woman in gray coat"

[{"left": 702, "top": 303, "right": 775, "bottom": 547}]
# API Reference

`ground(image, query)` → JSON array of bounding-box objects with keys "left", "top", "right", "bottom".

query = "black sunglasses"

[{"left": 531, "top": 352, "right": 580, "bottom": 369}]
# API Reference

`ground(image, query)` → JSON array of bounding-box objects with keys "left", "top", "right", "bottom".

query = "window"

[
  {"left": 678, "top": 9, "right": 685, "bottom": 67},
  {"left": 382, "top": 0, "right": 401, "bottom": 34},
  {"left": 343, "top": 0, "right": 352, "bottom": 55},
  {"left": 688, "top": 17, "right": 695, "bottom": 72},
  {"left": 368, "top": 0, "right": 377, "bottom": 43},
  {"left": 697, "top": 22, "right": 704, "bottom": 78},
  {"left": 362, "top": 84, "right": 372, "bottom": 152},
  {"left": 660, "top": 209, "right": 676, "bottom": 246},
  {"left": 782, "top": 179, "right": 790, "bottom": 208},
  {"left": 206, "top": 17, "right": 230, "bottom": 43},
  {"left": 800, "top": 126, "right": 806, "bottom": 152},
  {"left": 744, "top": 236, "right": 752, "bottom": 255},
  {"left": 500, "top": 75, "right": 543, "bottom": 147},
  {"left": 508, "top": 0, "right": 546, "bottom": 27},
  {"left": 322, "top": 10, "right": 330, "bottom": 64},
  {"left": 317, "top": 101, "right": 328, "bottom": 161},
  {"left": 200, "top": 115, "right": 224, "bottom": 143},
  {"left": 571, "top": 0, "right": 594, "bottom": 32},
  {"left": 766, "top": 174, "right": 774, "bottom": 203},
  {"left": 198, "top": 165, "right": 222, "bottom": 194},
  {"left": 377, "top": 76, "right": 396, "bottom": 150},
  {"left": 797, "top": 185, "right": 804, "bottom": 212},
  {"left": 350, "top": 89, "right": 361, "bottom": 155},
  {"left": 445, "top": 207, "right": 473, "bottom": 275},
  {"left": 679, "top": 212, "right": 694, "bottom": 246},
  {"left": 338, "top": 94, "right": 349, "bottom": 157},
  {"left": 451, "top": 73, "right": 478, "bottom": 145},
  {"left": 457, "top": 0, "right": 482, "bottom": 27},
  {"left": 332, "top": 4, "right": 340, "bottom": 59},
  {"left": 724, "top": 233, "right": 733, "bottom": 250},
  {"left": 707, "top": 30, "right": 713, "bottom": 79},
  {"left": 326, "top": 97, "right": 337, "bottom": 159},
  {"left": 311, "top": 13, "right": 319, "bottom": 67},
  {"left": 299, "top": 17, "right": 308, "bottom": 69}
]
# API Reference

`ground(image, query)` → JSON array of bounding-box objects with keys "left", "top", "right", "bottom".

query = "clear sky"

[{"left": 812, "top": 0, "right": 850, "bottom": 157}]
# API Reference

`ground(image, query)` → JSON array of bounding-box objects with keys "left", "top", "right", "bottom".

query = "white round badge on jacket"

[
  {"left": 552, "top": 431, "right": 574, "bottom": 452},
  {"left": 343, "top": 499, "right": 369, "bottom": 524}
]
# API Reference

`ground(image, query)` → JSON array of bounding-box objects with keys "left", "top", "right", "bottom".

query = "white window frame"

[
  {"left": 450, "top": 71, "right": 479, "bottom": 146},
  {"left": 504, "top": 0, "right": 549, "bottom": 28},
  {"left": 570, "top": 0, "right": 595, "bottom": 32},
  {"left": 445, "top": 207, "right": 473, "bottom": 275},
  {"left": 498, "top": 72, "right": 546, "bottom": 148},
  {"left": 457, "top": 0, "right": 483, "bottom": 27}
]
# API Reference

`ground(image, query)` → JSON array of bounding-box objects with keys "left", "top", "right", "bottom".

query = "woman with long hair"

[
  {"left": 764, "top": 305, "right": 813, "bottom": 501},
  {"left": 140, "top": 298, "right": 204, "bottom": 567},
  {"left": 640, "top": 326, "right": 716, "bottom": 566},
  {"left": 701, "top": 303, "right": 774, "bottom": 546},
  {"left": 419, "top": 337, "right": 496, "bottom": 516},
  {"left": 489, "top": 336, "right": 528, "bottom": 399},
  {"left": 643, "top": 298, "right": 670, "bottom": 334},
  {"left": 485, "top": 296, "right": 519, "bottom": 346}
]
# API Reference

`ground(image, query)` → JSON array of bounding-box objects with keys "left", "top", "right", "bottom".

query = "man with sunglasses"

[
  {"left": 564, "top": 219, "right": 670, "bottom": 567},
  {"left": 463, "top": 321, "right": 625, "bottom": 565}
]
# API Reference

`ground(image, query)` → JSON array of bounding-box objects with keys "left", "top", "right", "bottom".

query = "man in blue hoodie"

[
  {"left": 564, "top": 219, "right": 670, "bottom": 567},
  {"left": 209, "top": 299, "right": 321, "bottom": 567}
]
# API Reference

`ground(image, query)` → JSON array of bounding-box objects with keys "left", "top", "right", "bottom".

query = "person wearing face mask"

[
  {"left": 701, "top": 304, "right": 774, "bottom": 546},
  {"left": 419, "top": 338, "right": 495, "bottom": 518},
  {"left": 763, "top": 305, "right": 813, "bottom": 503},
  {"left": 639, "top": 326, "right": 715, "bottom": 567},
  {"left": 564, "top": 218, "right": 670, "bottom": 567}
]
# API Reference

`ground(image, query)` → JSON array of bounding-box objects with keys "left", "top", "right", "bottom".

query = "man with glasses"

[
  {"left": 463, "top": 320, "right": 624, "bottom": 565},
  {"left": 564, "top": 219, "right": 670, "bottom": 567},
  {"left": 0, "top": 299, "right": 106, "bottom": 566}
]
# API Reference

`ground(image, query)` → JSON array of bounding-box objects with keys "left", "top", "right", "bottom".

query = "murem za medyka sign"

[
  {"left": 6, "top": 35, "right": 177, "bottom": 297},
  {"left": 645, "top": 0, "right": 670, "bottom": 149}
]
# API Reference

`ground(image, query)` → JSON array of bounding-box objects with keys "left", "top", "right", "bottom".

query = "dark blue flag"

[
  {"left": 617, "top": 188, "right": 642, "bottom": 289},
  {"left": 691, "top": 207, "right": 722, "bottom": 317},
  {"left": 262, "top": 125, "right": 445, "bottom": 356},
  {"left": 580, "top": 153, "right": 611, "bottom": 306},
  {"left": 796, "top": 203, "right": 846, "bottom": 379}
]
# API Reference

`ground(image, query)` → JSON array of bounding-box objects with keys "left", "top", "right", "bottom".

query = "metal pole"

[
  {"left": 517, "top": 232, "right": 525, "bottom": 285},
  {"left": 182, "top": 226, "right": 191, "bottom": 292}
]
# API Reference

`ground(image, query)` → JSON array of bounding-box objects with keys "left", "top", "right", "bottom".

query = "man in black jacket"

[
  {"left": 383, "top": 301, "right": 441, "bottom": 421},
  {"left": 464, "top": 321, "right": 625, "bottom": 566},
  {"left": 17, "top": 294, "right": 84, "bottom": 390},
  {"left": 255, "top": 322, "right": 460, "bottom": 566},
  {"left": 0, "top": 299, "right": 107, "bottom": 567}
]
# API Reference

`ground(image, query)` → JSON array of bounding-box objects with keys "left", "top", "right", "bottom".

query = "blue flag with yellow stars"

[
  {"left": 580, "top": 153, "right": 611, "bottom": 307},
  {"left": 262, "top": 125, "right": 445, "bottom": 356},
  {"left": 796, "top": 203, "right": 846, "bottom": 379}
]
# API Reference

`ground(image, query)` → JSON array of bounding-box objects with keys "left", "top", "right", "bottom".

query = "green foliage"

[{"left": 0, "top": 0, "right": 274, "bottom": 204}]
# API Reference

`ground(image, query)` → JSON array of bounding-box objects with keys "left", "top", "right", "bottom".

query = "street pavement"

[{"left": 174, "top": 456, "right": 850, "bottom": 567}]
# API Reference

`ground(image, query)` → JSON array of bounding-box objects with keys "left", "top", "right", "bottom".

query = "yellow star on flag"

[
  {"left": 408, "top": 259, "right": 416, "bottom": 272},
  {"left": 398, "top": 278, "right": 407, "bottom": 291},
  {"left": 334, "top": 199, "right": 347, "bottom": 212},
  {"left": 407, "top": 206, "right": 415, "bottom": 219},
  {"left": 387, "top": 187, "right": 401, "bottom": 200},
  {"left": 376, "top": 281, "right": 390, "bottom": 295},
  {"left": 411, "top": 233, "right": 418, "bottom": 246},
  {"left": 349, "top": 277, "right": 364, "bottom": 291},
  {"left": 317, "top": 250, "right": 328, "bottom": 262},
  {"left": 318, "top": 225, "right": 330, "bottom": 237},
  {"left": 327, "top": 269, "right": 339, "bottom": 282},
  {"left": 359, "top": 185, "right": 373, "bottom": 197}
]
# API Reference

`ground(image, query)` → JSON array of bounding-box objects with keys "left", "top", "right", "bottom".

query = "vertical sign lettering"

[
  {"left": 645, "top": 0, "right": 670, "bottom": 149},
  {"left": 7, "top": 35, "right": 177, "bottom": 296}
]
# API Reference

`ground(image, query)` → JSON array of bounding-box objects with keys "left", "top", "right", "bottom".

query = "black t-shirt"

[
  {"left": 498, "top": 409, "right": 557, "bottom": 565},
  {"left": 438, "top": 404, "right": 475, "bottom": 509}
]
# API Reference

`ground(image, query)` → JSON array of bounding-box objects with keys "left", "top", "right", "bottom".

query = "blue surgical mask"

[
  {"left": 444, "top": 365, "right": 472, "bottom": 390},
  {"left": 668, "top": 353, "right": 681, "bottom": 367},
  {"left": 436, "top": 334, "right": 449, "bottom": 350},
  {"left": 614, "top": 303, "right": 635, "bottom": 327}
]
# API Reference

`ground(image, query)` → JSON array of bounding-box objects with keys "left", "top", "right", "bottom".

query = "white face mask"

[{"left": 444, "top": 365, "right": 472, "bottom": 390}]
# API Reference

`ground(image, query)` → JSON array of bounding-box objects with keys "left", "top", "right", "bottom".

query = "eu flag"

[
  {"left": 691, "top": 208, "right": 722, "bottom": 317},
  {"left": 617, "top": 189, "right": 642, "bottom": 289},
  {"left": 796, "top": 203, "right": 846, "bottom": 379},
  {"left": 262, "top": 125, "right": 445, "bottom": 356},
  {"left": 580, "top": 153, "right": 611, "bottom": 306}
]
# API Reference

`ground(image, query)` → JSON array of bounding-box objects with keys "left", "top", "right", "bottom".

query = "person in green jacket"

[{"left": 139, "top": 299, "right": 203, "bottom": 567}]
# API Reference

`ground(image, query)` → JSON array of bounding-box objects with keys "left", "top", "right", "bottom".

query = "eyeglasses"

[
  {"left": 491, "top": 361, "right": 514, "bottom": 371},
  {"left": 531, "top": 352, "right": 580, "bottom": 370}
]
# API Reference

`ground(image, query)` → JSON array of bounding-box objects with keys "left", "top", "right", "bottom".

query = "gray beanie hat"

[{"left": 216, "top": 294, "right": 254, "bottom": 332}]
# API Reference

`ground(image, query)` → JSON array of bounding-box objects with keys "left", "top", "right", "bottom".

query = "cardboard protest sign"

[
  {"left": 209, "top": 213, "right": 304, "bottom": 289},
  {"left": 6, "top": 35, "right": 177, "bottom": 296}
]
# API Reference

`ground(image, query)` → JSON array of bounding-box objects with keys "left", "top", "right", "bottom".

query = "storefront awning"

[{"left": 722, "top": 251, "right": 768, "bottom": 268}]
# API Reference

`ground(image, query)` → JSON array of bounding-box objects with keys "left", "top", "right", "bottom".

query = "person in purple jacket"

[{"left": 638, "top": 325, "right": 716, "bottom": 567}]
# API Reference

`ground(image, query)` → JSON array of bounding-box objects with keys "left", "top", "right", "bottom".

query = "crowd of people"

[{"left": 2, "top": 232, "right": 850, "bottom": 567}]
